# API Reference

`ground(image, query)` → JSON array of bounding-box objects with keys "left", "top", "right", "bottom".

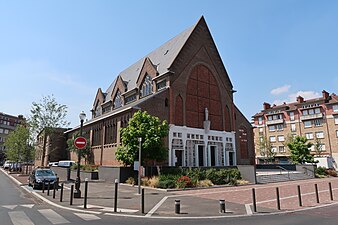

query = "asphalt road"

[{"left": 1, "top": 170, "right": 338, "bottom": 225}]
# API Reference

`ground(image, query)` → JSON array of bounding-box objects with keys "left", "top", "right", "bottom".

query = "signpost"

[{"left": 74, "top": 137, "right": 87, "bottom": 149}]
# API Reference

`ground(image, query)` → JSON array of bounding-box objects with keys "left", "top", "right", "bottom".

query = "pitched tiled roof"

[{"left": 101, "top": 20, "right": 197, "bottom": 105}]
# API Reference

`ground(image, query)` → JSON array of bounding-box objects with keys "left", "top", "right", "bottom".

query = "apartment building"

[
  {"left": 66, "top": 16, "right": 255, "bottom": 167},
  {"left": 253, "top": 90, "right": 338, "bottom": 166},
  {"left": 0, "top": 112, "right": 25, "bottom": 162}
]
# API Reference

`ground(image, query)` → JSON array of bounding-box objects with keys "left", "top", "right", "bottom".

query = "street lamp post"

[
  {"left": 138, "top": 137, "right": 142, "bottom": 195},
  {"left": 74, "top": 111, "right": 86, "bottom": 198}
]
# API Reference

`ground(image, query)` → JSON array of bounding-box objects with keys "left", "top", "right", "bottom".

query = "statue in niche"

[{"left": 205, "top": 107, "right": 209, "bottom": 121}]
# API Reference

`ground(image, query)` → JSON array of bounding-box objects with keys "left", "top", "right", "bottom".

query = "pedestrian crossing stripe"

[
  {"left": 9, "top": 211, "right": 34, "bottom": 225},
  {"left": 38, "top": 209, "right": 70, "bottom": 224},
  {"left": 2, "top": 205, "right": 17, "bottom": 210},
  {"left": 21, "top": 204, "right": 34, "bottom": 208},
  {"left": 74, "top": 213, "right": 101, "bottom": 221}
]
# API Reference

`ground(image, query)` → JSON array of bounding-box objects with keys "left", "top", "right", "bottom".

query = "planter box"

[{"left": 98, "top": 166, "right": 136, "bottom": 183}]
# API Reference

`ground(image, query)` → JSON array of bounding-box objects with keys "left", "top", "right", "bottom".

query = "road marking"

[
  {"left": 145, "top": 196, "right": 168, "bottom": 217},
  {"left": 8, "top": 211, "right": 35, "bottom": 225},
  {"left": 74, "top": 213, "right": 101, "bottom": 221},
  {"left": 78, "top": 204, "right": 138, "bottom": 213},
  {"left": 245, "top": 204, "right": 253, "bottom": 215},
  {"left": 21, "top": 204, "right": 34, "bottom": 208},
  {"left": 38, "top": 209, "right": 70, "bottom": 224},
  {"left": 2, "top": 205, "right": 17, "bottom": 210}
]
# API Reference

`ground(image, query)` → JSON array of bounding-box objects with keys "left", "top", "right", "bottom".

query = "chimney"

[
  {"left": 297, "top": 96, "right": 304, "bottom": 103},
  {"left": 263, "top": 102, "right": 271, "bottom": 110},
  {"left": 322, "top": 90, "right": 329, "bottom": 99}
]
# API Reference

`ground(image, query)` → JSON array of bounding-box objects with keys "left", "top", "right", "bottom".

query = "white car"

[
  {"left": 3, "top": 160, "right": 14, "bottom": 170},
  {"left": 48, "top": 162, "right": 59, "bottom": 167}
]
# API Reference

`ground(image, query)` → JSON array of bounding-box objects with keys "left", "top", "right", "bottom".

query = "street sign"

[{"left": 74, "top": 137, "right": 87, "bottom": 149}]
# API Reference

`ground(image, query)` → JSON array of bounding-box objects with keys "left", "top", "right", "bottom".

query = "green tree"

[
  {"left": 288, "top": 136, "right": 316, "bottom": 164},
  {"left": 313, "top": 137, "right": 323, "bottom": 157},
  {"left": 115, "top": 111, "right": 169, "bottom": 166},
  {"left": 67, "top": 132, "right": 92, "bottom": 164},
  {"left": 4, "top": 125, "right": 34, "bottom": 164},
  {"left": 257, "top": 135, "right": 275, "bottom": 163},
  {"left": 29, "top": 95, "right": 70, "bottom": 166}
]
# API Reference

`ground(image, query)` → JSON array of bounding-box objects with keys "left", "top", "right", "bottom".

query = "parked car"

[
  {"left": 28, "top": 168, "right": 57, "bottom": 189},
  {"left": 3, "top": 160, "right": 14, "bottom": 170},
  {"left": 48, "top": 162, "right": 59, "bottom": 167},
  {"left": 58, "top": 160, "right": 75, "bottom": 168}
]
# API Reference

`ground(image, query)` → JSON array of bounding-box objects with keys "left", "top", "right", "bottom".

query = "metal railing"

[{"left": 276, "top": 165, "right": 290, "bottom": 179}]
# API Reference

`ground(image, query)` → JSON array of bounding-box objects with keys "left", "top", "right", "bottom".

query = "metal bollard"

[
  {"left": 329, "top": 182, "right": 334, "bottom": 201},
  {"left": 60, "top": 183, "right": 64, "bottom": 202},
  {"left": 56, "top": 178, "right": 59, "bottom": 191},
  {"left": 42, "top": 182, "right": 45, "bottom": 193},
  {"left": 175, "top": 199, "right": 180, "bottom": 214},
  {"left": 297, "top": 185, "right": 302, "bottom": 207},
  {"left": 84, "top": 178, "right": 88, "bottom": 209},
  {"left": 141, "top": 188, "right": 145, "bottom": 214},
  {"left": 315, "top": 184, "right": 320, "bottom": 203},
  {"left": 276, "top": 187, "right": 281, "bottom": 210},
  {"left": 219, "top": 199, "right": 226, "bottom": 213},
  {"left": 47, "top": 181, "right": 51, "bottom": 196},
  {"left": 53, "top": 183, "right": 56, "bottom": 199},
  {"left": 70, "top": 185, "right": 74, "bottom": 205},
  {"left": 252, "top": 188, "right": 257, "bottom": 213},
  {"left": 114, "top": 179, "right": 119, "bottom": 212}
]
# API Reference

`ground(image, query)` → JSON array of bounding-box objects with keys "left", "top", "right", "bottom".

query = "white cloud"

[
  {"left": 288, "top": 91, "right": 321, "bottom": 102},
  {"left": 272, "top": 90, "right": 322, "bottom": 106},
  {"left": 270, "top": 85, "right": 291, "bottom": 95}
]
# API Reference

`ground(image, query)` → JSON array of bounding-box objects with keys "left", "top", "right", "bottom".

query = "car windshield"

[{"left": 36, "top": 170, "right": 55, "bottom": 176}]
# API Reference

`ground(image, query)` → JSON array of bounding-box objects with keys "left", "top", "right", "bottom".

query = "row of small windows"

[
  {"left": 0, "top": 128, "right": 9, "bottom": 134},
  {"left": 258, "top": 104, "right": 338, "bottom": 124},
  {"left": 305, "top": 131, "right": 324, "bottom": 140},
  {"left": 172, "top": 132, "right": 231, "bottom": 142}
]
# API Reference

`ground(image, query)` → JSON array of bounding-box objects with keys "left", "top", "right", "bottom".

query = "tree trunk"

[{"left": 41, "top": 132, "right": 47, "bottom": 167}]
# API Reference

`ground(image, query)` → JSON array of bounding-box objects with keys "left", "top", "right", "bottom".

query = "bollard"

[
  {"left": 53, "top": 183, "right": 56, "bottom": 199},
  {"left": 70, "top": 185, "right": 74, "bottom": 205},
  {"left": 60, "top": 183, "right": 64, "bottom": 202},
  {"left": 47, "top": 181, "right": 51, "bottom": 196},
  {"left": 84, "top": 178, "right": 88, "bottom": 209},
  {"left": 42, "top": 182, "right": 45, "bottom": 193},
  {"left": 315, "top": 184, "right": 320, "bottom": 203},
  {"left": 329, "top": 182, "right": 334, "bottom": 201},
  {"left": 276, "top": 187, "right": 281, "bottom": 210},
  {"left": 219, "top": 199, "right": 226, "bottom": 213},
  {"left": 297, "top": 185, "right": 302, "bottom": 207},
  {"left": 114, "top": 179, "right": 119, "bottom": 212},
  {"left": 141, "top": 188, "right": 145, "bottom": 214},
  {"left": 175, "top": 199, "right": 180, "bottom": 214},
  {"left": 56, "top": 178, "right": 59, "bottom": 191},
  {"left": 252, "top": 188, "right": 257, "bottom": 213}
]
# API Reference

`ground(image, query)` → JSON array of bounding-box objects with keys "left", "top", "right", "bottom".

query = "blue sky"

[{"left": 1, "top": 0, "right": 337, "bottom": 127}]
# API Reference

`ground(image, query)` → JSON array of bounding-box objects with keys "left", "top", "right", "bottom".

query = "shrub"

[
  {"left": 126, "top": 177, "right": 135, "bottom": 185},
  {"left": 196, "top": 179, "right": 213, "bottom": 187},
  {"left": 176, "top": 176, "right": 192, "bottom": 188},
  {"left": 326, "top": 169, "right": 337, "bottom": 177},
  {"left": 142, "top": 176, "right": 159, "bottom": 187},
  {"left": 158, "top": 180, "right": 176, "bottom": 189},
  {"left": 315, "top": 166, "right": 327, "bottom": 176}
]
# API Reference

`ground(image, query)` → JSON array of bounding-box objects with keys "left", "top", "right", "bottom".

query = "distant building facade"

[
  {"left": 34, "top": 128, "right": 69, "bottom": 167},
  {"left": 253, "top": 90, "right": 338, "bottom": 166},
  {"left": 66, "top": 16, "right": 255, "bottom": 167},
  {"left": 0, "top": 112, "right": 25, "bottom": 162}
]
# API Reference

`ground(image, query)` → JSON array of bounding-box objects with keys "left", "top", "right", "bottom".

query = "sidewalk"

[{"left": 2, "top": 168, "right": 338, "bottom": 218}]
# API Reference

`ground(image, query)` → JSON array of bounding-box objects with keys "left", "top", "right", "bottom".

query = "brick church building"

[{"left": 66, "top": 16, "right": 255, "bottom": 167}]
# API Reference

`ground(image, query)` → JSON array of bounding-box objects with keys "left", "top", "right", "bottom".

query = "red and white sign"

[{"left": 74, "top": 137, "right": 87, "bottom": 149}]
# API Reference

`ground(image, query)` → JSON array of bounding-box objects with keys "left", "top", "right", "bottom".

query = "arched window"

[
  {"left": 113, "top": 90, "right": 122, "bottom": 109},
  {"left": 140, "top": 75, "right": 153, "bottom": 97}
]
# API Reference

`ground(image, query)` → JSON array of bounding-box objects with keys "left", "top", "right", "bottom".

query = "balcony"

[
  {"left": 266, "top": 119, "right": 284, "bottom": 125},
  {"left": 300, "top": 113, "right": 323, "bottom": 121}
]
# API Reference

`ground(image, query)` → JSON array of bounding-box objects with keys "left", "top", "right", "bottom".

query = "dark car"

[{"left": 28, "top": 168, "right": 57, "bottom": 189}]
